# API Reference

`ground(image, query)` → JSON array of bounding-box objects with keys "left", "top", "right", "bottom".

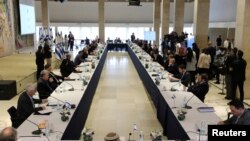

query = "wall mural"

[{"left": 0, "top": 0, "right": 14, "bottom": 56}]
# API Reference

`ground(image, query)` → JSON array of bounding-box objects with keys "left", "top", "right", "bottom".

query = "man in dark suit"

[
  {"left": 16, "top": 84, "right": 46, "bottom": 127},
  {"left": 169, "top": 64, "right": 191, "bottom": 87},
  {"left": 231, "top": 50, "right": 247, "bottom": 102},
  {"left": 35, "top": 45, "right": 44, "bottom": 80},
  {"left": 218, "top": 99, "right": 250, "bottom": 125},
  {"left": 37, "top": 70, "right": 53, "bottom": 99},
  {"left": 131, "top": 33, "right": 135, "bottom": 42},
  {"left": 68, "top": 32, "right": 75, "bottom": 51},
  {"left": 60, "top": 54, "right": 76, "bottom": 77},
  {"left": 187, "top": 74, "right": 209, "bottom": 102},
  {"left": 44, "top": 64, "right": 64, "bottom": 90}
]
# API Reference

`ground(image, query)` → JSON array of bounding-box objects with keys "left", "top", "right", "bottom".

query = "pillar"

[
  {"left": 154, "top": 0, "right": 161, "bottom": 47},
  {"left": 193, "top": 0, "right": 210, "bottom": 49},
  {"left": 173, "top": 0, "right": 184, "bottom": 35},
  {"left": 235, "top": 0, "right": 250, "bottom": 99},
  {"left": 41, "top": 0, "right": 50, "bottom": 33},
  {"left": 161, "top": 0, "right": 170, "bottom": 38},
  {"left": 99, "top": 0, "right": 105, "bottom": 43}
]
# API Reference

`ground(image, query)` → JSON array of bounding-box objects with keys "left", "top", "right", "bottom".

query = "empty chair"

[{"left": 7, "top": 106, "right": 17, "bottom": 128}]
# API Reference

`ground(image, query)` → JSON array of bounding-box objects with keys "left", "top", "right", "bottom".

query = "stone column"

[
  {"left": 235, "top": 0, "right": 250, "bottom": 99},
  {"left": 99, "top": 0, "right": 105, "bottom": 43},
  {"left": 161, "top": 0, "right": 170, "bottom": 38},
  {"left": 154, "top": 0, "right": 161, "bottom": 47},
  {"left": 193, "top": 0, "right": 210, "bottom": 49},
  {"left": 41, "top": 0, "right": 50, "bottom": 33},
  {"left": 173, "top": 0, "right": 184, "bottom": 35}
]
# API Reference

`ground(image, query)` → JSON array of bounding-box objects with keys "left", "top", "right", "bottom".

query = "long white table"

[
  {"left": 17, "top": 44, "right": 107, "bottom": 141},
  {"left": 127, "top": 43, "right": 221, "bottom": 140}
]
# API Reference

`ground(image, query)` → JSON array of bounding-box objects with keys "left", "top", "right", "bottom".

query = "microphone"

[
  {"left": 49, "top": 95, "right": 76, "bottom": 109},
  {"left": 170, "top": 82, "right": 181, "bottom": 91},
  {"left": 63, "top": 81, "right": 74, "bottom": 91},
  {"left": 74, "top": 73, "right": 83, "bottom": 81},
  {"left": 197, "top": 129, "right": 201, "bottom": 141},
  {"left": 26, "top": 119, "right": 42, "bottom": 135},
  {"left": 184, "top": 94, "right": 195, "bottom": 109},
  {"left": 128, "top": 133, "right": 132, "bottom": 141}
]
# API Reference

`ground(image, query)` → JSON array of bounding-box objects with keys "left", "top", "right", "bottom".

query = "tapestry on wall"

[{"left": 0, "top": 0, "right": 13, "bottom": 56}]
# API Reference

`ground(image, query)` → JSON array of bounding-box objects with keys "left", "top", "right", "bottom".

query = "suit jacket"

[
  {"left": 37, "top": 78, "right": 53, "bottom": 99},
  {"left": 16, "top": 92, "right": 42, "bottom": 127},
  {"left": 60, "top": 59, "right": 76, "bottom": 77},
  {"left": 231, "top": 58, "right": 247, "bottom": 82},
  {"left": 49, "top": 72, "right": 63, "bottom": 90},
  {"left": 173, "top": 71, "right": 191, "bottom": 87},
  {"left": 187, "top": 81, "right": 209, "bottom": 102},
  {"left": 224, "top": 108, "right": 250, "bottom": 125}
]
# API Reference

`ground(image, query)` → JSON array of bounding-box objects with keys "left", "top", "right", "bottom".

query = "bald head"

[{"left": 0, "top": 127, "right": 17, "bottom": 141}]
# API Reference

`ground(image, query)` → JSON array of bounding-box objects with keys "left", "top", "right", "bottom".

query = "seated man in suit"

[
  {"left": 169, "top": 64, "right": 191, "bottom": 87},
  {"left": 164, "top": 57, "right": 179, "bottom": 76},
  {"left": 0, "top": 127, "right": 17, "bottom": 141},
  {"left": 74, "top": 50, "right": 85, "bottom": 66},
  {"left": 44, "top": 64, "right": 64, "bottom": 90},
  {"left": 37, "top": 70, "right": 53, "bottom": 99},
  {"left": 60, "top": 54, "right": 76, "bottom": 77},
  {"left": 16, "top": 84, "right": 46, "bottom": 127},
  {"left": 218, "top": 99, "right": 250, "bottom": 125},
  {"left": 187, "top": 74, "right": 209, "bottom": 102}
]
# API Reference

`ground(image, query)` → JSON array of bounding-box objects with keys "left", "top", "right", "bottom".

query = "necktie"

[{"left": 235, "top": 116, "right": 240, "bottom": 124}]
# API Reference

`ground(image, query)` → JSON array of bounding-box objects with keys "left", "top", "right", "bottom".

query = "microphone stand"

[
  {"left": 63, "top": 81, "right": 74, "bottom": 91},
  {"left": 128, "top": 133, "right": 132, "bottom": 141},
  {"left": 26, "top": 119, "right": 42, "bottom": 135},
  {"left": 184, "top": 94, "right": 195, "bottom": 109},
  {"left": 197, "top": 129, "right": 201, "bottom": 141}
]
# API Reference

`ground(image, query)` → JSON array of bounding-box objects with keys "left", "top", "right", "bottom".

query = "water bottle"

[
  {"left": 139, "top": 131, "right": 144, "bottom": 141},
  {"left": 45, "top": 120, "right": 50, "bottom": 136},
  {"left": 56, "top": 100, "right": 60, "bottom": 111},
  {"left": 181, "top": 97, "right": 187, "bottom": 108}
]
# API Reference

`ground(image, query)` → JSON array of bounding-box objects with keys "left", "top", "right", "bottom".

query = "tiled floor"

[{"left": 0, "top": 51, "right": 249, "bottom": 140}]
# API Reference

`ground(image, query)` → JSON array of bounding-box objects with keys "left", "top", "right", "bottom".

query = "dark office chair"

[{"left": 7, "top": 106, "right": 17, "bottom": 128}]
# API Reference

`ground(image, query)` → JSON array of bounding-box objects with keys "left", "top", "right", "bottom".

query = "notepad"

[
  {"left": 152, "top": 74, "right": 159, "bottom": 77},
  {"left": 197, "top": 107, "right": 215, "bottom": 112},
  {"left": 64, "top": 79, "right": 75, "bottom": 81}
]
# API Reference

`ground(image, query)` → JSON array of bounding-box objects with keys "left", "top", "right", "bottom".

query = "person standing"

[
  {"left": 131, "top": 33, "right": 135, "bottom": 42},
  {"left": 231, "top": 50, "right": 247, "bottom": 102},
  {"left": 216, "top": 35, "right": 222, "bottom": 47},
  {"left": 35, "top": 45, "right": 44, "bottom": 80},
  {"left": 68, "top": 32, "right": 75, "bottom": 51},
  {"left": 43, "top": 39, "right": 52, "bottom": 65},
  {"left": 186, "top": 48, "right": 197, "bottom": 86},
  {"left": 64, "top": 34, "right": 68, "bottom": 50}
]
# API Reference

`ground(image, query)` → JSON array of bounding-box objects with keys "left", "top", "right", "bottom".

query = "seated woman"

[
  {"left": 60, "top": 54, "right": 76, "bottom": 77},
  {"left": 187, "top": 74, "right": 209, "bottom": 102}
]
